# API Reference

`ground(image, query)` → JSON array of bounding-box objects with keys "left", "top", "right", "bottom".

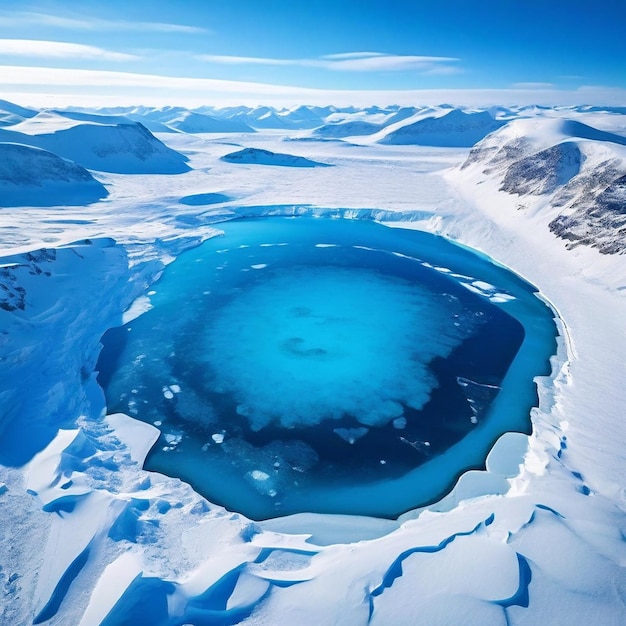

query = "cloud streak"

[
  {"left": 1, "top": 65, "right": 624, "bottom": 109},
  {"left": 197, "top": 52, "right": 460, "bottom": 73},
  {"left": 512, "top": 82, "right": 555, "bottom": 89},
  {"left": 0, "top": 10, "right": 208, "bottom": 34},
  {"left": 0, "top": 39, "right": 137, "bottom": 61}
]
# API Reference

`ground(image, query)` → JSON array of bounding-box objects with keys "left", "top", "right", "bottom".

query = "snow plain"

[{"left": 0, "top": 103, "right": 625, "bottom": 625}]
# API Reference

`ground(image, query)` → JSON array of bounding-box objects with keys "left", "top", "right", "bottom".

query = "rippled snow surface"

[{"left": 98, "top": 217, "right": 555, "bottom": 518}]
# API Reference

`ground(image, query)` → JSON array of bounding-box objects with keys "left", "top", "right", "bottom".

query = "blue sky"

[{"left": 0, "top": 0, "right": 624, "bottom": 107}]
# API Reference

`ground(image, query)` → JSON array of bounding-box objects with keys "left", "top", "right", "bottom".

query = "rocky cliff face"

[{"left": 461, "top": 118, "right": 626, "bottom": 254}]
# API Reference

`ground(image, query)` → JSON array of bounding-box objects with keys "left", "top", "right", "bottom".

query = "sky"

[{"left": 0, "top": 0, "right": 624, "bottom": 108}]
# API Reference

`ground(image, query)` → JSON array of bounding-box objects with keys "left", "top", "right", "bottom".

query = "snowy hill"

[
  {"left": 221, "top": 147, "right": 331, "bottom": 167},
  {"left": 379, "top": 109, "right": 505, "bottom": 147},
  {"left": 0, "top": 143, "right": 108, "bottom": 206},
  {"left": 164, "top": 110, "right": 255, "bottom": 133},
  {"left": 313, "top": 120, "right": 382, "bottom": 139},
  {"left": 0, "top": 99, "right": 38, "bottom": 127},
  {"left": 0, "top": 115, "right": 190, "bottom": 174},
  {"left": 461, "top": 118, "right": 626, "bottom": 254}
]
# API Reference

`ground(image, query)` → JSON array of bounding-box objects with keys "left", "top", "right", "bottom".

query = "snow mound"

[
  {"left": 379, "top": 109, "right": 504, "bottom": 147},
  {"left": 0, "top": 143, "right": 108, "bottom": 206},
  {"left": 0, "top": 117, "right": 190, "bottom": 174},
  {"left": 313, "top": 120, "right": 382, "bottom": 139},
  {"left": 461, "top": 117, "right": 626, "bottom": 254},
  {"left": 221, "top": 147, "right": 331, "bottom": 167},
  {"left": 165, "top": 111, "right": 255, "bottom": 134}
]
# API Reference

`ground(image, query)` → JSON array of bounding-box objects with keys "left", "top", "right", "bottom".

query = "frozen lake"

[{"left": 97, "top": 217, "right": 557, "bottom": 519}]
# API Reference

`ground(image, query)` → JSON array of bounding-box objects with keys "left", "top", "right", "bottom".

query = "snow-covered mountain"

[
  {"left": 378, "top": 109, "right": 505, "bottom": 146},
  {"left": 163, "top": 110, "right": 255, "bottom": 134},
  {"left": 461, "top": 118, "right": 626, "bottom": 253},
  {"left": 0, "top": 98, "right": 39, "bottom": 127},
  {"left": 0, "top": 142, "right": 108, "bottom": 206},
  {"left": 0, "top": 113, "right": 190, "bottom": 174}
]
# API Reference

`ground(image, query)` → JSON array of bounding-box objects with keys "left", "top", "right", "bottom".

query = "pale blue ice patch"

[{"left": 205, "top": 266, "right": 472, "bottom": 430}]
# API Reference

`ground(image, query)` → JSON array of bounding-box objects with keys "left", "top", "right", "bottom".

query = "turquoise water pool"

[{"left": 98, "top": 217, "right": 556, "bottom": 519}]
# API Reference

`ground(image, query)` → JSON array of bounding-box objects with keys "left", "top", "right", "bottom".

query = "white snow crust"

[{"left": 0, "top": 102, "right": 624, "bottom": 626}]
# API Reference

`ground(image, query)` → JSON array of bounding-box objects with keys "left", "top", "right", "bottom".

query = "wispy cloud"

[
  {"left": 2, "top": 65, "right": 625, "bottom": 109},
  {"left": 0, "top": 39, "right": 138, "bottom": 61},
  {"left": 511, "top": 82, "right": 555, "bottom": 89},
  {"left": 197, "top": 52, "right": 460, "bottom": 73},
  {"left": 0, "top": 10, "right": 208, "bottom": 34}
]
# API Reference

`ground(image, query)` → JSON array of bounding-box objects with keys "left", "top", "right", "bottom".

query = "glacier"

[{"left": 0, "top": 100, "right": 625, "bottom": 625}]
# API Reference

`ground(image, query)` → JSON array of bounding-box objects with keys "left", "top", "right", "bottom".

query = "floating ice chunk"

[
  {"left": 393, "top": 416, "right": 407, "bottom": 430},
  {"left": 459, "top": 283, "right": 485, "bottom": 296},
  {"left": 169, "top": 384, "right": 181, "bottom": 394},
  {"left": 147, "top": 290, "right": 156, "bottom": 296},
  {"left": 399, "top": 437, "right": 431, "bottom": 454},
  {"left": 153, "top": 420, "right": 162, "bottom": 426},
  {"left": 164, "top": 433, "right": 181, "bottom": 445},
  {"left": 472, "top": 280, "right": 495, "bottom": 291},
  {"left": 162, "top": 386, "right": 174, "bottom": 400},
  {"left": 333, "top": 427, "right": 369, "bottom": 444},
  {"left": 490, "top": 292, "right": 516, "bottom": 303},
  {"left": 211, "top": 433, "right": 225, "bottom": 444},
  {"left": 250, "top": 264, "right": 268, "bottom": 269},
  {"left": 315, "top": 243, "right": 338, "bottom": 248},
  {"left": 251, "top": 470, "right": 270, "bottom": 481},
  {"left": 391, "top": 251, "right": 420, "bottom": 261}
]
